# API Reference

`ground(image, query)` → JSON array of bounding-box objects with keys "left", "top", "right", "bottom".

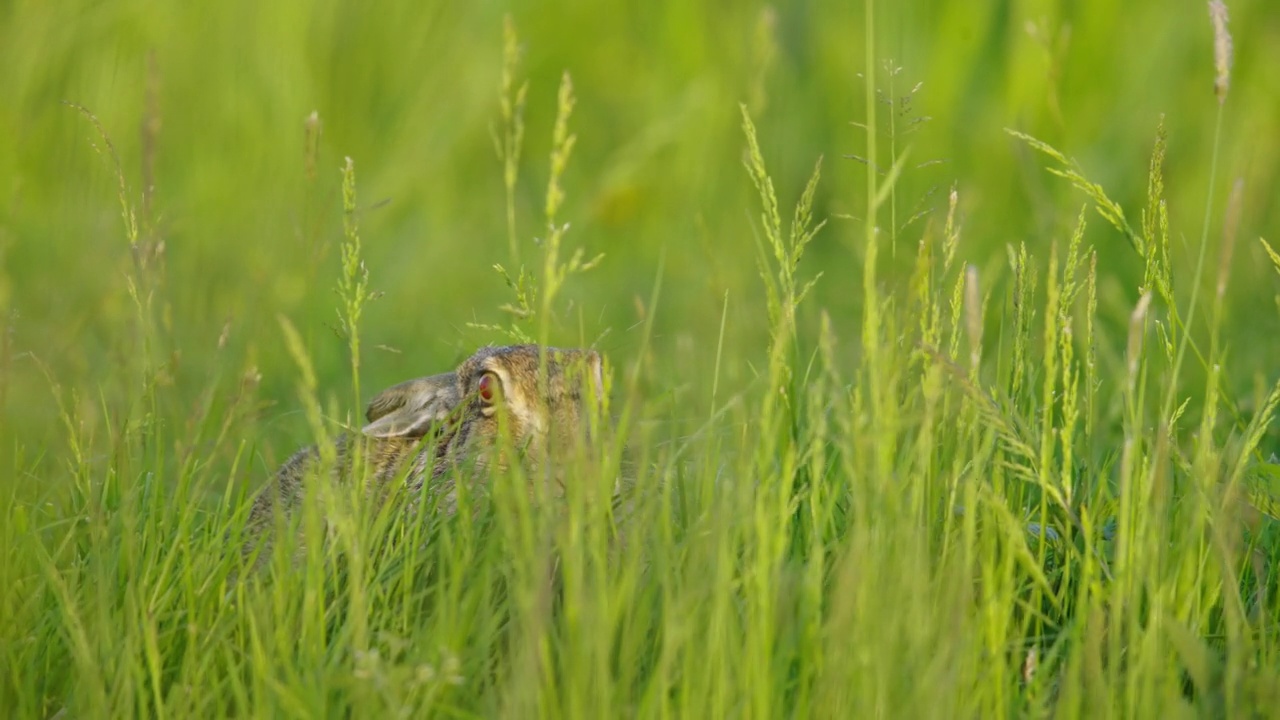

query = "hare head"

[{"left": 361, "top": 344, "right": 607, "bottom": 494}]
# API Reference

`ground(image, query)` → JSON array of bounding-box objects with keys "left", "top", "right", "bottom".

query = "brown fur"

[{"left": 241, "top": 344, "right": 606, "bottom": 569}]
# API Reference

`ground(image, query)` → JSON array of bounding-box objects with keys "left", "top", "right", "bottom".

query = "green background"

[{"left": 2, "top": 0, "right": 1276, "bottom": 474}]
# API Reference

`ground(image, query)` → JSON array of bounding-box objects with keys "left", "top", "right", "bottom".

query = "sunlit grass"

[{"left": 3, "top": 1, "right": 1279, "bottom": 718}]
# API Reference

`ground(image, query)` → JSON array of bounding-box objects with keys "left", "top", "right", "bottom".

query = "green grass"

[{"left": 3, "top": 0, "right": 1280, "bottom": 716}]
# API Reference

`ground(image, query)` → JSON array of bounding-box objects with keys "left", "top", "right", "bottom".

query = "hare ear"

[{"left": 361, "top": 372, "right": 460, "bottom": 439}]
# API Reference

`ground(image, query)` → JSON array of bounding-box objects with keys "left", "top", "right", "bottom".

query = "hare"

[{"left": 241, "top": 343, "right": 609, "bottom": 569}]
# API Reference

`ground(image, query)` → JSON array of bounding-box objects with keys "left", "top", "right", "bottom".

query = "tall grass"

[{"left": 3, "top": 1, "right": 1279, "bottom": 718}]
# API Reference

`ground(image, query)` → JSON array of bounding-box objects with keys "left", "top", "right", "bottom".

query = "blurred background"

[{"left": 1, "top": 0, "right": 1277, "bottom": 478}]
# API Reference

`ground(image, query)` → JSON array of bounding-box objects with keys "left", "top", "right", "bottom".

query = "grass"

[{"left": 3, "top": 0, "right": 1280, "bottom": 717}]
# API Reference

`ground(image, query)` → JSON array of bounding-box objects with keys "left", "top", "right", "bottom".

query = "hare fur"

[{"left": 241, "top": 344, "right": 607, "bottom": 568}]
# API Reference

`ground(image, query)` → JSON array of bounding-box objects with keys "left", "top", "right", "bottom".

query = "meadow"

[{"left": 3, "top": 0, "right": 1280, "bottom": 716}]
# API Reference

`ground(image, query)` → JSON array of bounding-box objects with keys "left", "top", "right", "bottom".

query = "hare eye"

[{"left": 477, "top": 372, "right": 500, "bottom": 405}]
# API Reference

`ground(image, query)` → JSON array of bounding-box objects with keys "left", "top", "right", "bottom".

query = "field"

[{"left": 3, "top": 0, "right": 1280, "bottom": 716}]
